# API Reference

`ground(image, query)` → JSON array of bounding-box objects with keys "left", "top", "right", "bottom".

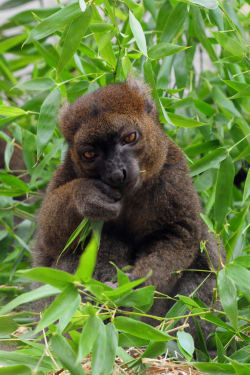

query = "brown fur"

[{"left": 34, "top": 79, "right": 220, "bottom": 327}]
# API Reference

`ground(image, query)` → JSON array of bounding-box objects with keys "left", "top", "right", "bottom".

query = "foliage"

[{"left": 0, "top": 0, "right": 249, "bottom": 374}]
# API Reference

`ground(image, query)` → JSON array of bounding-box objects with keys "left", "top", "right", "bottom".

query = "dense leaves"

[{"left": 0, "top": 0, "right": 249, "bottom": 374}]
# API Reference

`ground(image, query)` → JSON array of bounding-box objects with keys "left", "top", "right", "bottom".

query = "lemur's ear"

[
  {"left": 126, "top": 76, "right": 157, "bottom": 117},
  {"left": 58, "top": 101, "right": 80, "bottom": 144}
]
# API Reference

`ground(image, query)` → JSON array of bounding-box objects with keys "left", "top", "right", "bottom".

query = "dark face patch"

[{"left": 72, "top": 115, "right": 141, "bottom": 194}]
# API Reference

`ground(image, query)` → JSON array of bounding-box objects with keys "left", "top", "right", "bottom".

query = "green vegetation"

[{"left": 0, "top": 0, "right": 249, "bottom": 374}]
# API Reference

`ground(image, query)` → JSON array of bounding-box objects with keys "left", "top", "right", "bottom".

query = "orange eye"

[
  {"left": 84, "top": 151, "right": 96, "bottom": 159},
  {"left": 124, "top": 132, "right": 137, "bottom": 144}
]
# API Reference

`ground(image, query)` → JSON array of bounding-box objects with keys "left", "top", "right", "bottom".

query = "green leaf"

[
  {"left": 214, "top": 156, "right": 235, "bottom": 232},
  {"left": 0, "top": 33, "right": 27, "bottom": 53},
  {"left": 124, "top": 0, "right": 140, "bottom": 11},
  {"left": 230, "top": 86, "right": 250, "bottom": 99},
  {"left": 223, "top": 80, "right": 247, "bottom": 92},
  {"left": 218, "top": 269, "right": 238, "bottom": 330},
  {"left": 90, "top": 23, "right": 113, "bottom": 32},
  {"left": 129, "top": 10, "right": 147, "bottom": 56},
  {"left": 215, "top": 333, "right": 226, "bottom": 363},
  {"left": 0, "top": 317, "right": 18, "bottom": 337},
  {"left": 167, "top": 112, "right": 206, "bottom": 127},
  {"left": 37, "top": 87, "right": 61, "bottom": 156},
  {"left": 94, "top": 32, "right": 116, "bottom": 68},
  {"left": 59, "top": 218, "right": 89, "bottom": 259},
  {"left": 115, "top": 286, "right": 154, "bottom": 310},
  {"left": 58, "top": 6, "right": 92, "bottom": 75},
  {"left": 58, "top": 291, "right": 81, "bottom": 333},
  {"left": 234, "top": 255, "right": 250, "bottom": 268},
  {"left": 17, "top": 78, "right": 55, "bottom": 91},
  {"left": 92, "top": 318, "right": 107, "bottom": 375},
  {"left": 192, "top": 7, "right": 217, "bottom": 62},
  {"left": 142, "top": 341, "right": 167, "bottom": 359},
  {"left": 114, "top": 316, "right": 172, "bottom": 341},
  {"left": 77, "top": 315, "right": 100, "bottom": 362},
  {"left": 0, "top": 366, "right": 32, "bottom": 375},
  {"left": 33, "top": 40, "right": 58, "bottom": 68},
  {"left": 0, "top": 172, "right": 28, "bottom": 192},
  {"left": 230, "top": 360, "right": 250, "bottom": 375},
  {"left": 113, "top": 264, "right": 130, "bottom": 287},
  {"left": 190, "top": 148, "right": 228, "bottom": 177},
  {"left": 102, "top": 324, "right": 118, "bottom": 375},
  {"left": 161, "top": 3, "right": 187, "bottom": 42},
  {"left": 186, "top": 141, "right": 220, "bottom": 158},
  {"left": 177, "top": 330, "right": 194, "bottom": 360},
  {"left": 104, "top": 276, "right": 148, "bottom": 298},
  {"left": 121, "top": 55, "right": 133, "bottom": 77},
  {"left": 51, "top": 334, "right": 86, "bottom": 375},
  {"left": 35, "top": 285, "right": 80, "bottom": 333},
  {"left": 19, "top": 267, "right": 76, "bottom": 289},
  {"left": 75, "top": 221, "right": 103, "bottom": 283},
  {"left": 0, "top": 350, "right": 52, "bottom": 371},
  {"left": 226, "top": 264, "right": 250, "bottom": 302},
  {"left": 186, "top": 0, "right": 218, "bottom": 9},
  {"left": 143, "top": 0, "right": 157, "bottom": 20},
  {"left": 2, "top": 142, "right": 13, "bottom": 170},
  {"left": 26, "top": 3, "right": 82, "bottom": 43},
  {"left": 148, "top": 42, "right": 188, "bottom": 60},
  {"left": 212, "top": 31, "right": 246, "bottom": 57},
  {"left": 0, "top": 285, "right": 60, "bottom": 315},
  {"left": 193, "top": 100, "right": 216, "bottom": 116},
  {"left": 230, "top": 345, "right": 250, "bottom": 363},
  {"left": 212, "top": 86, "right": 241, "bottom": 119},
  {"left": 226, "top": 206, "right": 248, "bottom": 259},
  {"left": 119, "top": 333, "right": 149, "bottom": 347},
  {"left": 0, "top": 105, "right": 27, "bottom": 117},
  {"left": 194, "top": 362, "right": 235, "bottom": 374}
]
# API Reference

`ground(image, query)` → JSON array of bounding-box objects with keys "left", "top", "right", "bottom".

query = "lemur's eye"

[
  {"left": 123, "top": 132, "right": 137, "bottom": 144},
  {"left": 84, "top": 151, "right": 96, "bottom": 159}
]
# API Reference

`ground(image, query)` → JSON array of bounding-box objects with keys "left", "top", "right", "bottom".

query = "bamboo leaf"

[
  {"left": 0, "top": 285, "right": 60, "bottom": 315},
  {"left": 177, "top": 330, "right": 194, "bottom": 360},
  {"left": 0, "top": 105, "right": 27, "bottom": 117},
  {"left": 37, "top": 87, "right": 61, "bottom": 156},
  {"left": 35, "top": 285, "right": 80, "bottom": 333},
  {"left": 186, "top": 0, "right": 218, "bottom": 9},
  {"left": 161, "top": 3, "right": 187, "bottom": 42},
  {"left": 17, "top": 78, "right": 55, "bottom": 91},
  {"left": 0, "top": 172, "right": 28, "bottom": 192},
  {"left": 0, "top": 365, "right": 32, "bottom": 375},
  {"left": 218, "top": 269, "right": 238, "bottom": 330},
  {"left": 243, "top": 169, "right": 250, "bottom": 202},
  {"left": 77, "top": 315, "right": 100, "bottom": 362},
  {"left": 212, "top": 31, "right": 246, "bottom": 57},
  {"left": 114, "top": 316, "right": 172, "bottom": 341},
  {"left": 129, "top": 10, "right": 147, "bottom": 56},
  {"left": 102, "top": 324, "right": 118, "bottom": 375},
  {"left": 214, "top": 156, "right": 235, "bottom": 232},
  {"left": 0, "top": 34, "right": 27, "bottom": 53},
  {"left": 92, "top": 318, "right": 107, "bottom": 375},
  {"left": 190, "top": 148, "right": 228, "bottom": 177},
  {"left": 194, "top": 362, "right": 235, "bottom": 374},
  {"left": 26, "top": 3, "right": 82, "bottom": 43},
  {"left": 167, "top": 112, "right": 206, "bottom": 127},
  {"left": 226, "top": 264, "right": 250, "bottom": 302},
  {"left": 0, "top": 317, "right": 18, "bottom": 337},
  {"left": 75, "top": 221, "right": 103, "bottom": 283},
  {"left": 19, "top": 267, "right": 75, "bottom": 289},
  {"left": 148, "top": 42, "right": 188, "bottom": 60},
  {"left": 51, "top": 334, "right": 86, "bottom": 375},
  {"left": 58, "top": 6, "right": 92, "bottom": 75}
]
